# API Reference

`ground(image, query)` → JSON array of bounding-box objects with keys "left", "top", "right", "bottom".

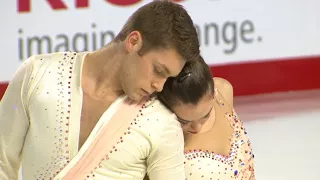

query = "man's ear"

[{"left": 125, "top": 31, "right": 143, "bottom": 53}]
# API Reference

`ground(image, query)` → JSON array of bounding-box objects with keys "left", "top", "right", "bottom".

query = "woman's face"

[{"left": 171, "top": 93, "right": 214, "bottom": 134}]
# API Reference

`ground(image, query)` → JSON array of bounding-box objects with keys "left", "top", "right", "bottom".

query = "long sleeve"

[
  {"left": 0, "top": 57, "right": 34, "bottom": 180},
  {"left": 146, "top": 114, "right": 185, "bottom": 180}
]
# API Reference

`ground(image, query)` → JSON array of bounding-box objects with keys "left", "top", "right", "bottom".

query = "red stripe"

[
  {"left": 18, "top": 0, "right": 30, "bottom": 12},
  {"left": 0, "top": 56, "right": 319, "bottom": 100},
  {"left": 0, "top": 83, "right": 6, "bottom": 100},
  {"left": 47, "top": 0, "right": 67, "bottom": 10},
  {"left": 76, "top": 0, "right": 89, "bottom": 8},
  {"left": 210, "top": 56, "right": 320, "bottom": 96}
]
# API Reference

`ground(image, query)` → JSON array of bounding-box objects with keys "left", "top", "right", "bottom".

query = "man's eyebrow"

[{"left": 158, "top": 63, "right": 179, "bottom": 77}]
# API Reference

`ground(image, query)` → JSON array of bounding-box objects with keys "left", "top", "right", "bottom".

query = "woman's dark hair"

[{"left": 158, "top": 55, "right": 214, "bottom": 108}]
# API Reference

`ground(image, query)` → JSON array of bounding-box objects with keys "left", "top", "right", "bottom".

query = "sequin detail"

[{"left": 34, "top": 52, "right": 77, "bottom": 179}]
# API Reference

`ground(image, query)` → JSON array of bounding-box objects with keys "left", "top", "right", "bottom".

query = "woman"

[{"left": 158, "top": 56, "right": 255, "bottom": 179}]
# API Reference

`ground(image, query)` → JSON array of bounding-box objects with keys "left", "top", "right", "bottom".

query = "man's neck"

[{"left": 82, "top": 43, "right": 125, "bottom": 100}]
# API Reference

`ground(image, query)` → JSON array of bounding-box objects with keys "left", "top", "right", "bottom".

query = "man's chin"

[{"left": 127, "top": 93, "right": 143, "bottom": 102}]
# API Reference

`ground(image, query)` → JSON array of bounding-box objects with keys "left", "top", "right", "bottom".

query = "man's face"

[{"left": 120, "top": 31, "right": 185, "bottom": 101}]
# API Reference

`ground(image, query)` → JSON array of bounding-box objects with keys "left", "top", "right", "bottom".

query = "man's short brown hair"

[{"left": 114, "top": 1, "right": 200, "bottom": 62}]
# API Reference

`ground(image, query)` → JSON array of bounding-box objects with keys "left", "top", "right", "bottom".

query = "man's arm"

[
  {"left": 0, "top": 57, "right": 34, "bottom": 179},
  {"left": 146, "top": 114, "right": 185, "bottom": 180}
]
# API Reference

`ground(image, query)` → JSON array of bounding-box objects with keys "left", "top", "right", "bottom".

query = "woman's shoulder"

[{"left": 213, "top": 77, "right": 234, "bottom": 107}]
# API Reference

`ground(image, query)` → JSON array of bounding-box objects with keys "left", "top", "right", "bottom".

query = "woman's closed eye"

[{"left": 178, "top": 119, "right": 190, "bottom": 125}]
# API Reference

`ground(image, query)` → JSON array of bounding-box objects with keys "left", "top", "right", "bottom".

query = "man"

[{"left": 0, "top": 1, "right": 200, "bottom": 180}]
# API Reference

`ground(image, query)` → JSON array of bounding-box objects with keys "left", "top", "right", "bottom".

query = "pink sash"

[{"left": 54, "top": 96, "right": 147, "bottom": 179}]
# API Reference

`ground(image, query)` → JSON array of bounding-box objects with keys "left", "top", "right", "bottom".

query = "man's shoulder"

[
  {"left": 140, "top": 96, "right": 179, "bottom": 126},
  {"left": 144, "top": 96, "right": 174, "bottom": 116},
  {"left": 29, "top": 51, "right": 64, "bottom": 60},
  {"left": 27, "top": 51, "right": 88, "bottom": 65},
  {"left": 136, "top": 96, "right": 183, "bottom": 143}
]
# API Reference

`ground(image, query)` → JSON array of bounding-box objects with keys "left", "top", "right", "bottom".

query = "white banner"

[{"left": 0, "top": 0, "right": 319, "bottom": 82}]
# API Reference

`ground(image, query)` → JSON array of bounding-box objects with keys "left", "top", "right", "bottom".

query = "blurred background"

[{"left": 0, "top": 0, "right": 319, "bottom": 179}]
